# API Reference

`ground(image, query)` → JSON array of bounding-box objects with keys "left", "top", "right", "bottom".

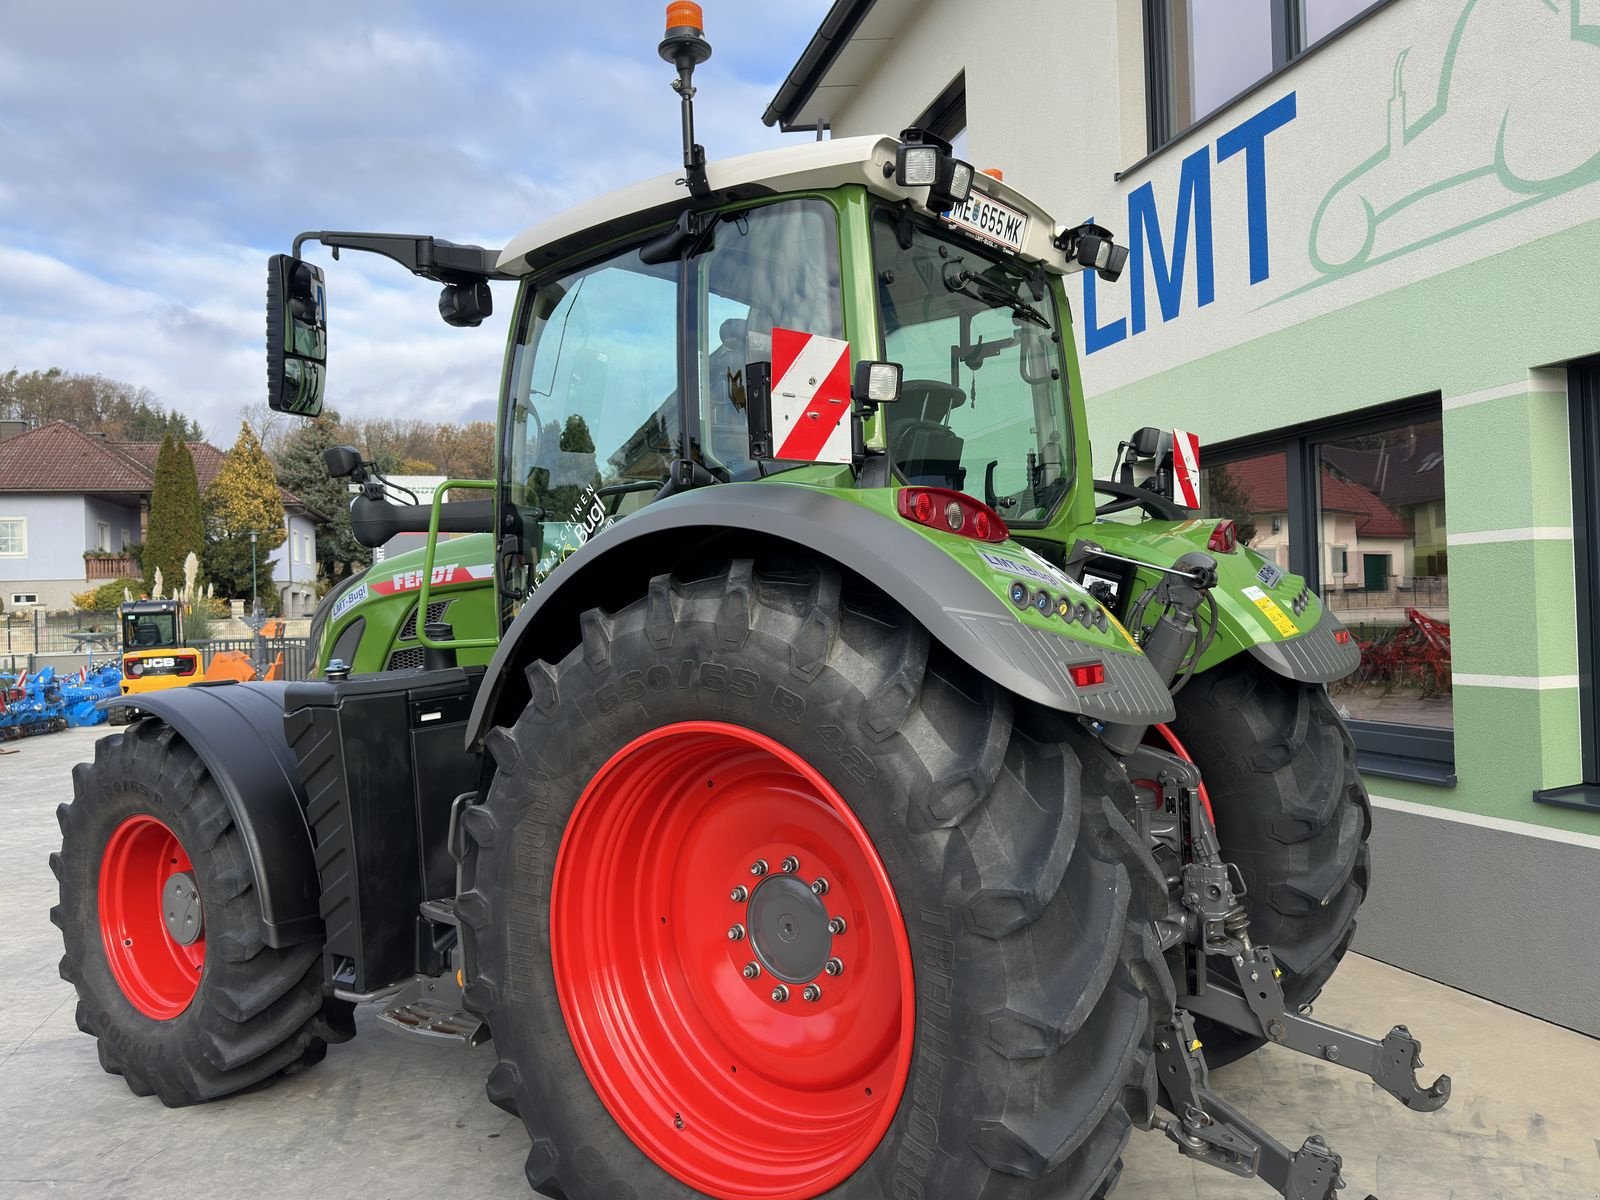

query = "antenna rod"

[{"left": 659, "top": 4, "right": 712, "bottom": 197}]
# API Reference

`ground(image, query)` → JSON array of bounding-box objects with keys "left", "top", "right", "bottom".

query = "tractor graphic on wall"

[{"left": 1310, "top": 0, "right": 1600, "bottom": 275}]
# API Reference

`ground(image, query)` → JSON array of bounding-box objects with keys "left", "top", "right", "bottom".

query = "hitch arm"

[
  {"left": 1184, "top": 947, "right": 1452, "bottom": 1112},
  {"left": 1154, "top": 1015, "right": 1371, "bottom": 1200}
]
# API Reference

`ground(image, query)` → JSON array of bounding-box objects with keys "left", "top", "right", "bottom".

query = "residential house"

[{"left": 0, "top": 421, "right": 322, "bottom": 615}]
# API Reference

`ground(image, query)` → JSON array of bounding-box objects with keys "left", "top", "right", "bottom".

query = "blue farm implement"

[{"left": 0, "top": 665, "right": 123, "bottom": 739}]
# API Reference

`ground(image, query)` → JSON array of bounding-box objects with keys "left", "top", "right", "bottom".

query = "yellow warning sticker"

[{"left": 1242, "top": 585, "right": 1299, "bottom": 637}]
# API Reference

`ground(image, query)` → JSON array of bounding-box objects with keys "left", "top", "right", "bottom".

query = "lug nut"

[
  {"left": 802, "top": 984, "right": 822, "bottom": 1002},
  {"left": 771, "top": 985, "right": 790, "bottom": 1003},
  {"left": 780, "top": 855, "right": 800, "bottom": 874},
  {"left": 827, "top": 917, "right": 847, "bottom": 934},
  {"left": 810, "top": 878, "right": 829, "bottom": 896},
  {"left": 727, "top": 924, "right": 745, "bottom": 941},
  {"left": 824, "top": 958, "right": 844, "bottom": 976},
  {"left": 730, "top": 885, "right": 748, "bottom": 903},
  {"left": 750, "top": 859, "right": 769, "bottom": 877},
  {"left": 742, "top": 962, "right": 761, "bottom": 980}
]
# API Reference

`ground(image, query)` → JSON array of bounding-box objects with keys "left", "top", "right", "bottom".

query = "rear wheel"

[
  {"left": 461, "top": 559, "right": 1168, "bottom": 1200},
  {"left": 52, "top": 719, "right": 354, "bottom": 1104},
  {"left": 1169, "top": 655, "right": 1371, "bottom": 1066}
]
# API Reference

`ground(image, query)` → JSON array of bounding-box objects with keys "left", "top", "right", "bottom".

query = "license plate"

[{"left": 943, "top": 190, "right": 1029, "bottom": 253}]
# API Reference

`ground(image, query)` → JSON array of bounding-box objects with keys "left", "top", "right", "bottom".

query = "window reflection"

[{"left": 1320, "top": 420, "right": 1450, "bottom": 729}]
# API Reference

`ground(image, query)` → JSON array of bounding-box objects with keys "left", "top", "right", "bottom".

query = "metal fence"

[
  {"left": 0, "top": 619, "right": 309, "bottom": 681},
  {"left": 1321, "top": 574, "right": 1449, "bottom": 611}
]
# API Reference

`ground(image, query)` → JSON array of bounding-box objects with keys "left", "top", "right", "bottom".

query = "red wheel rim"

[
  {"left": 552, "top": 721, "right": 915, "bottom": 1200},
  {"left": 98, "top": 814, "right": 204, "bottom": 1020}
]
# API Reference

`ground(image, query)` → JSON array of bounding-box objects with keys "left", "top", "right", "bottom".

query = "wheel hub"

[
  {"left": 161, "top": 871, "right": 203, "bottom": 946},
  {"left": 746, "top": 872, "right": 830, "bottom": 984}
]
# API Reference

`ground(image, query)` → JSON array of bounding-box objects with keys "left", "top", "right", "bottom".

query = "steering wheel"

[{"left": 1093, "top": 479, "right": 1189, "bottom": 521}]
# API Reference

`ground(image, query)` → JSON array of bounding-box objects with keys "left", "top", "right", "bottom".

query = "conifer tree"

[{"left": 143, "top": 434, "right": 206, "bottom": 594}]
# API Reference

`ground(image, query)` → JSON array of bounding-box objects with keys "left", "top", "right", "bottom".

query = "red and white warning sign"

[
  {"left": 771, "top": 327, "right": 852, "bottom": 464},
  {"left": 1171, "top": 428, "right": 1201, "bottom": 509}
]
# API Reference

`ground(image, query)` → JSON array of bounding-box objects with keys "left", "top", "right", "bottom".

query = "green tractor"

[{"left": 51, "top": 10, "right": 1448, "bottom": 1199}]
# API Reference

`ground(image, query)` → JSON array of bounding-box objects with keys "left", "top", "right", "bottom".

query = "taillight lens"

[
  {"left": 1207, "top": 519, "right": 1238, "bottom": 554},
  {"left": 1068, "top": 662, "right": 1106, "bottom": 688},
  {"left": 1334, "top": 629, "right": 1352, "bottom": 645},
  {"left": 123, "top": 657, "right": 142, "bottom": 678},
  {"left": 176, "top": 656, "right": 198, "bottom": 676},
  {"left": 896, "top": 487, "right": 1009, "bottom": 543}
]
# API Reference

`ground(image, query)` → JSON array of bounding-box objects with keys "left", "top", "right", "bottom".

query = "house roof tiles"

[{"left": 0, "top": 420, "right": 315, "bottom": 514}]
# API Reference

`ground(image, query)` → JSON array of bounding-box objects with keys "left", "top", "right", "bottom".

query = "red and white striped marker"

[
  {"left": 1171, "top": 428, "right": 1201, "bottom": 509},
  {"left": 771, "top": 328, "right": 852, "bottom": 464}
]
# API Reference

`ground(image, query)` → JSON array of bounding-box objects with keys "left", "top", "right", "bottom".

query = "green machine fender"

[
  {"left": 465, "top": 483, "right": 1177, "bottom": 748},
  {"left": 1082, "top": 519, "right": 1361, "bottom": 683}
]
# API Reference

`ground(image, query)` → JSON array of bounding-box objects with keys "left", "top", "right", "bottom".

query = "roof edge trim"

[{"left": 761, "top": 0, "right": 879, "bottom": 130}]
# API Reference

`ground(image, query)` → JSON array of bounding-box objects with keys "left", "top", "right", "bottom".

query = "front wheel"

[
  {"left": 52, "top": 720, "right": 354, "bottom": 1104},
  {"left": 460, "top": 559, "right": 1168, "bottom": 1200}
]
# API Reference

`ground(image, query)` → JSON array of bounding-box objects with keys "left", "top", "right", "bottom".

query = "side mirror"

[
  {"left": 266, "top": 254, "right": 327, "bottom": 415},
  {"left": 439, "top": 280, "right": 493, "bottom": 327},
  {"left": 323, "top": 445, "right": 365, "bottom": 480}
]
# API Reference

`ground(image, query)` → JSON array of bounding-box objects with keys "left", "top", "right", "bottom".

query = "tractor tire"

[
  {"left": 106, "top": 706, "right": 131, "bottom": 727},
  {"left": 51, "top": 719, "right": 354, "bottom": 1105},
  {"left": 1169, "top": 655, "right": 1371, "bottom": 1067},
  {"left": 460, "top": 559, "right": 1169, "bottom": 1200}
]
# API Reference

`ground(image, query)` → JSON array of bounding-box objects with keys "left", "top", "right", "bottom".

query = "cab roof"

[{"left": 497, "top": 134, "right": 1069, "bottom": 277}]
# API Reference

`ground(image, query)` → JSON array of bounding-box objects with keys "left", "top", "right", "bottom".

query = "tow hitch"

[
  {"left": 1096, "top": 546, "right": 1452, "bottom": 1199},
  {"left": 1147, "top": 745, "right": 1451, "bottom": 1198}
]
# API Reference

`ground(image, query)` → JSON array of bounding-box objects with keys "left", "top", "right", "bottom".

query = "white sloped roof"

[{"left": 497, "top": 134, "right": 1069, "bottom": 275}]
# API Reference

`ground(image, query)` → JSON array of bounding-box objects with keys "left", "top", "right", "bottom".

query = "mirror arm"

[{"left": 291, "top": 231, "right": 516, "bottom": 283}]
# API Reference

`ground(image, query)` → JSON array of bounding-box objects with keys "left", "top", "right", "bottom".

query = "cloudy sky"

[{"left": 0, "top": 1, "right": 832, "bottom": 438}]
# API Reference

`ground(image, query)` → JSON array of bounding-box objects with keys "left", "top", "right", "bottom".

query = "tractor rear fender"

[
  {"left": 104, "top": 681, "right": 320, "bottom": 947},
  {"left": 465, "top": 484, "right": 1175, "bottom": 749},
  {"left": 1081, "top": 520, "right": 1362, "bottom": 684}
]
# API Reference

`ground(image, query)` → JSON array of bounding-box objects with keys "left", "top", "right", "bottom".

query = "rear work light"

[
  {"left": 896, "top": 487, "right": 1009, "bottom": 543},
  {"left": 1207, "top": 519, "right": 1239, "bottom": 554},
  {"left": 1068, "top": 662, "right": 1106, "bottom": 688}
]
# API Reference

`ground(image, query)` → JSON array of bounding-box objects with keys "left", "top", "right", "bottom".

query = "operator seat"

[
  {"left": 134, "top": 621, "right": 161, "bottom": 647},
  {"left": 888, "top": 379, "right": 967, "bottom": 489}
]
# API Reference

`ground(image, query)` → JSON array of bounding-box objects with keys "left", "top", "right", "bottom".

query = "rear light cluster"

[
  {"left": 1207, "top": 519, "right": 1239, "bottom": 554},
  {"left": 896, "top": 487, "right": 1008, "bottom": 543},
  {"left": 123, "top": 656, "right": 142, "bottom": 678},
  {"left": 1334, "top": 629, "right": 1352, "bottom": 645}
]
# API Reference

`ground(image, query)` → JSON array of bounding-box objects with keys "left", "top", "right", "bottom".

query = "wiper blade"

[{"left": 942, "top": 264, "right": 1049, "bottom": 328}]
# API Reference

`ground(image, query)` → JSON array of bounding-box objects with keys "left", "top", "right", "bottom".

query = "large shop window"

[
  {"left": 1201, "top": 399, "right": 1454, "bottom": 785},
  {"left": 1142, "top": 0, "right": 1389, "bottom": 152}
]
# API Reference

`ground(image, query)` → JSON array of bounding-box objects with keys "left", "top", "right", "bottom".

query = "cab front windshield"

[{"left": 872, "top": 209, "right": 1072, "bottom": 523}]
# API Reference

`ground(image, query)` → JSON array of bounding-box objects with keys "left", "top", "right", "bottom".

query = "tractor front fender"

[
  {"left": 104, "top": 682, "right": 319, "bottom": 948},
  {"left": 1083, "top": 521, "right": 1361, "bottom": 684},
  {"left": 466, "top": 484, "right": 1174, "bottom": 748}
]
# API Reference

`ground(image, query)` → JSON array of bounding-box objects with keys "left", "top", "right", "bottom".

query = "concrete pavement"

[{"left": 2, "top": 725, "right": 1596, "bottom": 1199}]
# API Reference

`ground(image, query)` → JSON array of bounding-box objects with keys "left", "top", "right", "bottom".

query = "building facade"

[
  {"left": 769, "top": 0, "right": 1600, "bottom": 1035},
  {"left": 0, "top": 422, "right": 321, "bottom": 616}
]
